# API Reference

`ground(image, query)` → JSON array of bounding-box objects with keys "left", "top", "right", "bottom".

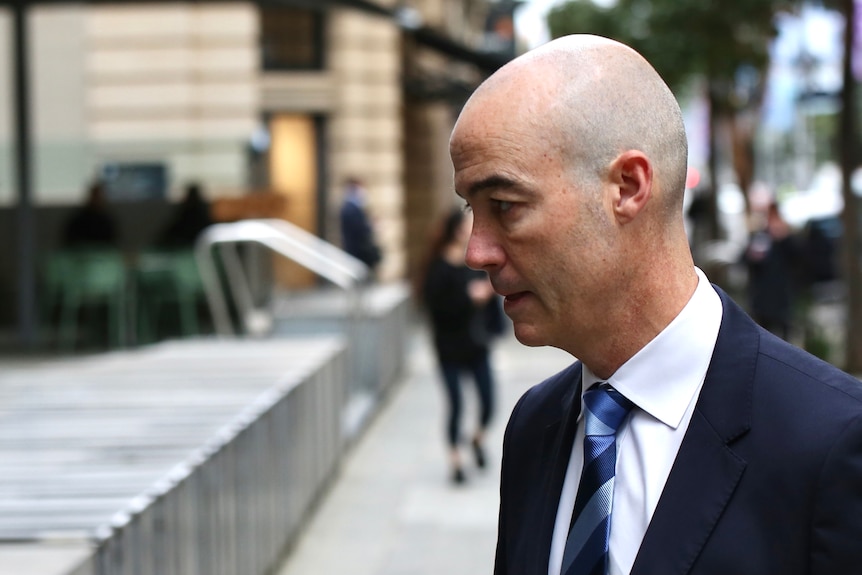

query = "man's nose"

[{"left": 465, "top": 226, "right": 503, "bottom": 271}]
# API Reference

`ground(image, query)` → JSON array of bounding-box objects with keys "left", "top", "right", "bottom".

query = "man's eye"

[{"left": 493, "top": 199, "right": 514, "bottom": 213}]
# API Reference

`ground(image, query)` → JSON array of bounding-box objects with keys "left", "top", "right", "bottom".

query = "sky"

[
  {"left": 763, "top": 6, "right": 844, "bottom": 132},
  {"left": 513, "top": 0, "right": 558, "bottom": 49}
]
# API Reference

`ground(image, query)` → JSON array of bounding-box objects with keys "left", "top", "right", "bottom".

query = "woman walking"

[{"left": 418, "top": 207, "right": 501, "bottom": 484}]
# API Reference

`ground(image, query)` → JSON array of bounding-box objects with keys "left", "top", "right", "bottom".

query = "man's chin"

[{"left": 512, "top": 323, "right": 548, "bottom": 348}]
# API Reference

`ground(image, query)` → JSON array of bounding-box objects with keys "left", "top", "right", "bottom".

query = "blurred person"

[
  {"left": 339, "top": 177, "right": 381, "bottom": 275},
  {"left": 802, "top": 216, "right": 841, "bottom": 286},
  {"left": 743, "top": 201, "right": 804, "bottom": 341},
  {"left": 418, "top": 207, "right": 501, "bottom": 485},
  {"left": 450, "top": 34, "right": 862, "bottom": 575},
  {"left": 62, "top": 180, "right": 118, "bottom": 248},
  {"left": 156, "top": 181, "right": 213, "bottom": 248},
  {"left": 684, "top": 184, "right": 712, "bottom": 247}
]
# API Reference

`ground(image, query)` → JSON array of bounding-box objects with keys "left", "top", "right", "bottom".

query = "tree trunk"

[
  {"left": 730, "top": 111, "right": 756, "bottom": 218},
  {"left": 706, "top": 88, "right": 722, "bottom": 242},
  {"left": 840, "top": 0, "right": 862, "bottom": 371}
]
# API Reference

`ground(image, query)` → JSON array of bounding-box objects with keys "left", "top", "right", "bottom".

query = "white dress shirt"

[{"left": 548, "top": 267, "right": 723, "bottom": 575}]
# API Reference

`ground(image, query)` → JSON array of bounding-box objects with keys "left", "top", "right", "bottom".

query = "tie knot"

[{"left": 583, "top": 385, "right": 633, "bottom": 436}]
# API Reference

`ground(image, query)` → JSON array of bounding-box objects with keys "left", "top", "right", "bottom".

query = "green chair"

[
  {"left": 135, "top": 249, "right": 205, "bottom": 343},
  {"left": 46, "top": 248, "right": 128, "bottom": 351},
  {"left": 41, "top": 251, "right": 78, "bottom": 343}
]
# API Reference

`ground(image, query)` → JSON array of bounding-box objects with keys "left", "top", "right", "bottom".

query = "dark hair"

[
  {"left": 344, "top": 177, "right": 363, "bottom": 190},
  {"left": 441, "top": 207, "right": 466, "bottom": 246},
  {"left": 87, "top": 180, "right": 106, "bottom": 206},
  {"left": 185, "top": 181, "right": 203, "bottom": 202},
  {"left": 412, "top": 206, "right": 467, "bottom": 302}
]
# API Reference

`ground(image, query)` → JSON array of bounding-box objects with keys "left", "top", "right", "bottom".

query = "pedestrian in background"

[
  {"left": 156, "top": 181, "right": 213, "bottom": 248},
  {"left": 450, "top": 33, "right": 862, "bottom": 575},
  {"left": 339, "top": 177, "right": 381, "bottom": 277},
  {"left": 417, "top": 207, "right": 501, "bottom": 485},
  {"left": 62, "top": 179, "right": 118, "bottom": 248},
  {"left": 743, "top": 200, "right": 804, "bottom": 341}
]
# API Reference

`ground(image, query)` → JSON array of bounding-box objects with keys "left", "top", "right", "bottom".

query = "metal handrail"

[{"left": 194, "top": 219, "right": 369, "bottom": 337}]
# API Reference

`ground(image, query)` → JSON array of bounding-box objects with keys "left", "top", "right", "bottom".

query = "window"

[
  {"left": 260, "top": 6, "right": 324, "bottom": 71},
  {"left": 101, "top": 162, "right": 168, "bottom": 202}
]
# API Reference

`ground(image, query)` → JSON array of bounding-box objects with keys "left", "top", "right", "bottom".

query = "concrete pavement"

[{"left": 274, "top": 324, "right": 573, "bottom": 575}]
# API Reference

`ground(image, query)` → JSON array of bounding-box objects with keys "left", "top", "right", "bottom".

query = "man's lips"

[
  {"left": 490, "top": 280, "right": 531, "bottom": 307},
  {"left": 503, "top": 291, "right": 529, "bottom": 303},
  {"left": 501, "top": 291, "right": 531, "bottom": 312}
]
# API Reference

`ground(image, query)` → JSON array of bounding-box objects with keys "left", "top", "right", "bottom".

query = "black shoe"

[
  {"left": 452, "top": 467, "right": 466, "bottom": 485},
  {"left": 472, "top": 439, "right": 486, "bottom": 469}
]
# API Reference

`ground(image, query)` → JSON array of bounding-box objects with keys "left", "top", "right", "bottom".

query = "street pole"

[
  {"left": 13, "top": 0, "right": 37, "bottom": 350},
  {"left": 841, "top": 0, "right": 862, "bottom": 371}
]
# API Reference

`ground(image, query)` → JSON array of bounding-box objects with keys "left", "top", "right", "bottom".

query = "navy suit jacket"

[
  {"left": 340, "top": 200, "right": 379, "bottom": 268},
  {"left": 495, "top": 287, "right": 862, "bottom": 575}
]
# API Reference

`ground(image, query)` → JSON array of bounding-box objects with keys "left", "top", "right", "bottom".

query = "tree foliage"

[
  {"left": 547, "top": 0, "right": 800, "bottom": 242},
  {"left": 547, "top": 0, "right": 790, "bottom": 113}
]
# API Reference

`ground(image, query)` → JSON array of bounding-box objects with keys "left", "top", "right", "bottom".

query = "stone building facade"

[{"left": 0, "top": 0, "right": 511, "bottom": 290}]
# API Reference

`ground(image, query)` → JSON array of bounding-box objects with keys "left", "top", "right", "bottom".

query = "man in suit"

[
  {"left": 340, "top": 177, "right": 381, "bottom": 275},
  {"left": 449, "top": 34, "right": 862, "bottom": 575}
]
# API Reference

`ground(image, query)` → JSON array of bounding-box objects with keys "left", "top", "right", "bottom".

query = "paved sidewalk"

[{"left": 275, "top": 325, "right": 573, "bottom": 575}]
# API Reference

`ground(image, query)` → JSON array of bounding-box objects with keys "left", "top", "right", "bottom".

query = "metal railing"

[
  {"left": 193, "top": 217, "right": 394, "bottom": 434},
  {"left": 194, "top": 218, "right": 369, "bottom": 337},
  {"left": 56, "top": 338, "right": 350, "bottom": 575}
]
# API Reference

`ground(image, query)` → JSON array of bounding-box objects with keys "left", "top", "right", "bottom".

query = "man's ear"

[{"left": 609, "top": 150, "right": 653, "bottom": 224}]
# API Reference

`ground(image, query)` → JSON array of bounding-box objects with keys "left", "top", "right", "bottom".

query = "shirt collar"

[{"left": 581, "top": 267, "right": 723, "bottom": 429}]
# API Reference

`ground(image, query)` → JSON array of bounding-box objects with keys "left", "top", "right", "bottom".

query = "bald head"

[
  {"left": 449, "top": 35, "right": 696, "bottom": 371},
  {"left": 455, "top": 35, "right": 688, "bottom": 216}
]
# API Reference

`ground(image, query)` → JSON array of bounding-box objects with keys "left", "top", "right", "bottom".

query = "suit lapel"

[
  {"left": 535, "top": 363, "right": 583, "bottom": 574},
  {"left": 631, "top": 288, "right": 757, "bottom": 575}
]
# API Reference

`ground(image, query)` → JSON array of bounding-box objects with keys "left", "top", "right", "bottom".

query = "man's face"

[{"left": 450, "top": 96, "right": 613, "bottom": 352}]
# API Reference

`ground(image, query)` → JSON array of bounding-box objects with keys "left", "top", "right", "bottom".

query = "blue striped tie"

[{"left": 562, "top": 385, "right": 634, "bottom": 575}]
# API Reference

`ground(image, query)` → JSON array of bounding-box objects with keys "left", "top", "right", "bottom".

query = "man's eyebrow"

[{"left": 459, "top": 175, "right": 519, "bottom": 199}]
